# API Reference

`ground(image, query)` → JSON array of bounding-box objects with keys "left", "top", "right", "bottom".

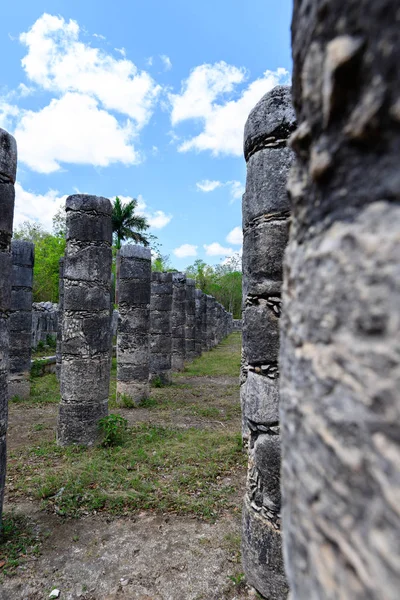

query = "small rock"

[{"left": 49, "top": 590, "right": 60, "bottom": 599}]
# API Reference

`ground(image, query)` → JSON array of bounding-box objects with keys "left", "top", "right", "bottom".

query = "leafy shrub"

[{"left": 98, "top": 414, "right": 128, "bottom": 447}]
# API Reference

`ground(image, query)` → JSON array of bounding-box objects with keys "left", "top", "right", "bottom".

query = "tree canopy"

[{"left": 112, "top": 196, "right": 150, "bottom": 249}]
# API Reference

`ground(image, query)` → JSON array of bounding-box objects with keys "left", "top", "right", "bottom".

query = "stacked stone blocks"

[
  {"left": 149, "top": 272, "right": 173, "bottom": 383},
  {"left": 57, "top": 195, "right": 113, "bottom": 447}
]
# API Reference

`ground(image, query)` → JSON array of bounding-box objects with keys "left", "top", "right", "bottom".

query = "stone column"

[
  {"left": 57, "top": 195, "right": 113, "bottom": 447},
  {"left": 9, "top": 241, "right": 34, "bottom": 399},
  {"left": 171, "top": 272, "right": 186, "bottom": 371},
  {"left": 0, "top": 128, "right": 16, "bottom": 525},
  {"left": 116, "top": 245, "right": 151, "bottom": 404},
  {"left": 280, "top": 3, "right": 400, "bottom": 599},
  {"left": 185, "top": 278, "right": 196, "bottom": 362},
  {"left": 241, "top": 86, "right": 296, "bottom": 599},
  {"left": 201, "top": 292, "right": 208, "bottom": 352},
  {"left": 194, "top": 289, "right": 204, "bottom": 357},
  {"left": 56, "top": 257, "right": 64, "bottom": 381},
  {"left": 205, "top": 295, "right": 214, "bottom": 351},
  {"left": 150, "top": 272, "right": 173, "bottom": 384}
]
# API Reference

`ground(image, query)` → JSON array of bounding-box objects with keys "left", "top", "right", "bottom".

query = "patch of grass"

[
  {"left": 0, "top": 514, "right": 42, "bottom": 578},
  {"left": 32, "top": 423, "right": 46, "bottom": 432},
  {"left": 8, "top": 424, "right": 245, "bottom": 520},
  {"left": 138, "top": 396, "right": 158, "bottom": 409},
  {"left": 10, "top": 372, "right": 60, "bottom": 406},
  {"left": 98, "top": 414, "right": 128, "bottom": 447},
  {"left": 179, "top": 333, "right": 241, "bottom": 378}
]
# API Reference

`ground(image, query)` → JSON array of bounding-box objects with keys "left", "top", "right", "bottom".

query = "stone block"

[
  {"left": 242, "top": 371, "right": 280, "bottom": 425},
  {"left": 0, "top": 128, "right": 17, "bottom": 183},
  {"left": 64, "top": 246, "right": 112, "bottom": 284},
  {"left": 242, "top": 302, "right": 280, "bottom": 365},
  {"left": 0, "top": 184, "right": 14, "bottom": 249}
]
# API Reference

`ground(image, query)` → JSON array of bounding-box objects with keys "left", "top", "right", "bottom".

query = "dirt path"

[{"left": 1, "top": 334, "right": 256, "bottom": 600}]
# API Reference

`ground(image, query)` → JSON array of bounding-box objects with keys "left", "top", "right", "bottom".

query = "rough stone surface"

[
  {"left": 117, "top": 245, "right": 151, "bottom": 405},
  {"left": 57, "top": 195, "right": 112, "bottom": 446},
  {"left": 241, "top": 86, "right": 295, "bottom": 599},
  {"left": 280, "top": 3, "right": 400, "bottom": 599},
  {"left": 9, "top": 241, "right": 34, "bottom": 400},
  {"left": 31, "top": 302, "right": 58, "bottom": 349},
  {"left": 150, "top": 272, "right": 173, "bottom": 383},
  {"left": 171, "top": 272, "right": 186, "bottom": 371},
  {"left": 185, "top": 279, "right": 197, "bottom": 362},
  {"left": 55, "top": 258, "right": 64, "bottom": 381},
  {"left": 0, "top": 128, "right": 16, "bottom": 526}
]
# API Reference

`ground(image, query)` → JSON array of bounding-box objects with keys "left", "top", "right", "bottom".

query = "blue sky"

[{"left": 1, "top": 0, "right": 292, "bottom": 269}]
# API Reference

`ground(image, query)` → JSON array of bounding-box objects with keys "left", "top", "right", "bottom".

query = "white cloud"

[
  {"left": 14, "top": 93, "right": 138, "bottom": 173},
  {"left": 226, "top": 226, "right": 242, "bottom": 245},
  {"left": 20, "top": 13, "right": 161, "bottom": 127},
  {"left": 14, "top": 182, "right": 67, "bottom": 231},
  {"left": 204, "top": 242, "right": 233, "bottom": 257},
  {"left": 196, "top": 180, "right": 222, "bottom": 193},
  {"left": 115, "top": 47, "right": 126, "bottom": 57},
  {"left": 173, "top": 244, "right": 198, "bottom": 258},
  {"left": 170, "top": 64, "right": 289, "bottom": 156},
  {"left": 160, "top": 55, "right": 172, "bottom": 71},
  {"left": 196, "top": 179, "right": 244, "bottom": 202},
  {"left": 118, "top": 194, "right": 172, "bottom": 230}
]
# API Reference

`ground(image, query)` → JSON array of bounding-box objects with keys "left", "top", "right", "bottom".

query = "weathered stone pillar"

[
  {"left": 116, "top": 245, "right": 151, "bottom": 404},
  {"left": 280, "top": 3, "right": 400, "bottom": 599},
  {"left": 0, "top": 128, "right": 16, "bottom": 525},
  {"left": 56, "top": 257, "right": 64, "bottom": 381},
  {"left": 9, "top": 241, "right": 34, "bottom": 399},
  {"left": 241, "top": 86, "right": 296, "bottom": 599},
  {"left": 171, "top": 272, "right": 186, "bottom": 371},
  {"left": 194, "top": 289, "right": 204, "bottom": 357},
  {"left": 57, "top": 195, "right": 113, "bottom": 447},
  {"left": 200, "top": 292, "right": 208, "bottom": 353},
  {"left": 205, "top": 295, "right": 214, "bottom": 351},
  {"left": 185, "top": 278, "right": 196, "bottom": 362},
  {"left": 150, "top": 272, "right": 173, "bottom": 384}
]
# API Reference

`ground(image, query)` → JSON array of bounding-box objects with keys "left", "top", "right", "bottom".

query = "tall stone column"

[
  {"left": 241, "top": 86, "right": 296, "bottom": 599},
  {"left": 280, "top": 3, "right": 400, "bottom": 599},
  {"left": 171, "top": 272, "right": 186, "bottom": 371},
  {"left": 194, "top": 288, "right": 204, "bottom": 357},
  {"left": 150, "top": 272, "right": 173, "bottom": 384},
  {"left": 56, "top": 257, "right": 64, "bottom": 381},
  {"left": 185, "top": 278, "right": 196, "bottom": 362},
  {"left": 116, "top": 245, "right": 151, "bottom": 404},
  {"left": 9, "top": 241, "right": 34, "bottom": 399},
  {"left": 0, "top": 128, "right": 16, "bottom": 525},
  {"left": 57, "top": 195, "right": 112, "bottom": 447}
]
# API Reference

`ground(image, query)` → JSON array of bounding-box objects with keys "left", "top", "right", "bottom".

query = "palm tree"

[{"left": 112, "top": 196, "right": 150, "bottom": 249}]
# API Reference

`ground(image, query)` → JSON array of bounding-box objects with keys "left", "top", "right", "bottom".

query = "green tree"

[
  {"left": 112, "top": 196, "right": 150, "bottom": 249},
  {"left": 14, "top": 221, "right": 66, "bottom": 302}
]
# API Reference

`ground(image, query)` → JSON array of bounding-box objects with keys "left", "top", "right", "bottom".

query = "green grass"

[
  {"left": 0, "top": 514, "right": 42, "bottom": 578},
  {"left": 179, "top": 333, "right": 241, "bottom": 378},
  {"left": 8, "top": 424, "right": 245, "bottom": 520},
  {"left": 10, "top": 372, "right": 60, "bottom": 406}
]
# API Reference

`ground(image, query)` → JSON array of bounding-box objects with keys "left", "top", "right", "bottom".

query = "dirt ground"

[{"left": 2, "top": 337, "right": 258, "bottom": 600}]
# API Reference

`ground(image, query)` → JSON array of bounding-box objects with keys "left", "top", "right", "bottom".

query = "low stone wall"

[{"left": 233, "top": 319, "right": 242, "bottom": 331}]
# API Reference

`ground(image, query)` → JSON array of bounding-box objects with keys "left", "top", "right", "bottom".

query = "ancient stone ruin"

[
  {"left": 9, "top": 240, "right": 34, "bottom": 400},
  {"left": 278, "top": 1, "right": 400, "bottom": 598},
  {"left": 241, "top": 86, "right": 296, "bottom": 599},
  {"left": 116, "top": 245, "right": 151, "bottom": 405},
  {"left": 0, "top": 128, "right": 16, "bottom": 524},
  {"left": 57, "top": 195, "right": 113, "bottom": 446},
  {"left": 55, "top": 258, "right": 64, "bottom": 380},
  {"left": 149, "top": 272, "right": 173, "bottom": 384},
  {"left": 171, "top": 272, "right": 187, "bottom": 371},
  {"left": 185, "top": 278, "right": 197, "bottom": 362}
]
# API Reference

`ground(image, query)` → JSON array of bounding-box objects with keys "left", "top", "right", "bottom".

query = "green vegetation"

[
  {"left": 8, "top": 425, "right": 244, "bottom": 520},
  {"left": 98, "top": 414, "right": 128, "bottom": 447},
  {"left": 112, "top": 196, "right": 149, "bottom": 249},
  {"left": 180, "top": 332, "right": 241, "bottom": 378},
  {"left": 0, "top": 514, "right": 42, "bottom": 577}
]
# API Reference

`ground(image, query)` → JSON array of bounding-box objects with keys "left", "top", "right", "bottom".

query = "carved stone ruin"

[
  {"left": 280, "top": 1, "right": 400, "bottom": 598},
  {"left": 9, "top": 241, "right": 34, "bottom": 400},
  {"left": 57, "top": 195, "right": 113, "bottom": 446},
  {"left": 185, "top": 278, "right": 197, "bottom": 362},
  {"left": 241, "top": 86, "right": 296, "bottom": 599},
  {"left": 149, "top": 272, "right": 173, "bottom": 383},
  {"left": 31, "top": 302, "right": 58, "bottom": 349},
  {"left": 56, "top": 257, "right": 64, "bottom": 380},
  {"left": 205, "top": 295, "right": 216, "bottom": 351},
  {"left": 171, "top": 272, "right": 186, "bottom": 371},
  {"left": 194, "top": 288, "right": 205, "bottom": 358},
  {"left": 116, "top": 245, "right": 151, "bottom": 404},
  {"left": 0, "top": 128, "right": 16, "bottom": 524}
]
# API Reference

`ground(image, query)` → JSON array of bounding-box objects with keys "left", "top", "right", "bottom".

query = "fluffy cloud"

[
  {"left": 196, "top": 180, "right": 222, "bottom": 193},
  {"left": 226, "top": 226, "right": 242, "bottom": 245},
  {"left": 170, "top": 64, "right": 289, "bottom": 156},
  {"left": 15, "top": 93, "right": 138, "bottom": 173},
  {"left": 160, "top": 55, "right": 172, "bottom": 71},
  {"left": 204, "top": 242, "right": 233, "bottom": 257},
  {"left": 173, "top": 244, "right": 198, "bottom": 258},
  {"left": 118, "top": 194, "right": 172, "bottom": 230},
  {"left": 14, "top": 183, "right": 67, "bottom": 231},
  {"left": 20, "top": 13, "right": 161, "bottom": 127},
  {"left": 196, "top": 179, "right": 244, "bottom": 202}
]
